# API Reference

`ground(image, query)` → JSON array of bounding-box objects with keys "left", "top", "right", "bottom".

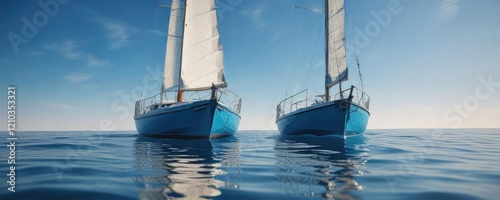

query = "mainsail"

[
  {"left": 326, "top": 0, "right": 348, "bottom": 88},
  {"left": 162, "top": 0, "right": 184, "bottom": 91},
  {"left": 162, "top": 0, "right": 226, "bottom": 92}
]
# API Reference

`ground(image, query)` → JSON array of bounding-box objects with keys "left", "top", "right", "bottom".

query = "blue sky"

[{"left": 0, "top": 0, "right": 499, "bottom": 131}]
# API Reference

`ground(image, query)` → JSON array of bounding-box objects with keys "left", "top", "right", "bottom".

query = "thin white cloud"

[
  {"left": 310, "top": 6, "right": 322, "bottom": 14},
  {"left": 149, "top": 30, "right": 168, "bottom": 37},
  {"left": 99, "top": 18, "right": 136, "bottom": 49},
  {"left": 439, "top": 0, "right": 460, "bottom": 22},
  {"left": 86, "top": 55, "right": 112, "bottom": 67},
  {"left": 80, "top": 8, "right": 136, "bottom": 49},
  {"left": 241, "top": 4, "right": 266, "bottom": 29},
  {"left": 150, "top": 29, "right": 166, "bottom": 36},
  {"left": 48, "top": 40, "right": 83, "bottom": 59},
  {"left": 296, "top": 5, "right": 322, "bottom": 14},
  {"left": 64, "top": 72, "right": 90, "bottom": 84},
  {"left": 312, "top": 60, "right": 324, "bottom": 69},
  {"left": 265, "top": 33, "right": 281, "bottom": 43},
  {"left": 269, "top": 35, "right": 281, "bottom": 43},
  {"left": 46, "top": 40, "right": 112, "bottom": 67},
  {"left": 114, "top": 90, "right": 123, "bottom": 96}
]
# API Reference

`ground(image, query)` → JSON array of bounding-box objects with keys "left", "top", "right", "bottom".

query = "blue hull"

[
  {"left": 345, "top": 103, "right": 370, "bottom": 134},
  {"left": 134, "top": 99, "right": 240, "bottom": 138},
  {"left": 276, "top": 100, "right": 369, "bottom": 136}
]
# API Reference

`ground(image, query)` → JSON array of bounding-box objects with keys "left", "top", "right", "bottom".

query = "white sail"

[
  {"left": 180, "top": 0, "right": 226, "bottom": 90},
  {"left": 162, "top": 0, "right": 184, "bottom": 91},
  {"left": 326, "top": 0, "right": 348, "bottom": 87}
]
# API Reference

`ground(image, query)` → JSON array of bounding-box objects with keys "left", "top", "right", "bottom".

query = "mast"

[
  {"left": 324, "top": 0, "right": 330, "bottom": 102},
  {"left": 176, "top": 0, "right": 187, "bottom": 102}
]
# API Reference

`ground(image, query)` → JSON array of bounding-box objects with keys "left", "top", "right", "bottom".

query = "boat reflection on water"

[
  {"left": 133, "top": 136, "right": 241, "bottom": 200},
  {"left": 274, "top": 134, "right": 370, "bottom": 199}
]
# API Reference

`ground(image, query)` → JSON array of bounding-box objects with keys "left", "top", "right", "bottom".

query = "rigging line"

[
  {"left": 294, "top": 11, "right": 324, "bottom": 93},
  {"left": 356, "top": 55, "right": 365, "bottom": 91},
  {"left": 142, "top": 5, "right": 161, "bottom": 100},
  {"left": 304, "top": 21, "right": 324, "bottom": 98},
  {"left": 285, "top": 0, "right": 307, "bottom": 97},
  {"left": 285, "top": 1, "right": 297, "bottom": 98},
  {"left": 294, "top": 2, "right": 324, "bottom": 95},
  {"left": 183, "top": 63, "right": 222, "bottom": 84},
  {"left": 183, "top": 46, "right": 221, "bottom": 67},
  {"left": 284, "top": 0, "right": 299, "bottom": 98},
  {"left": 345, "top": 0, "right": 363, "bottom": 91},
  {"left": 185, "top": 10, "right": 213, "bottom": 19},
  {"left": 182, "top": 35, "right": 220, "bottom": 51}
]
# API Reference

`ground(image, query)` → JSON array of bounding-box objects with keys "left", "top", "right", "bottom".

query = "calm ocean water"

[{"left": 1, "top": 129, "right": 499, "bottom": 200}]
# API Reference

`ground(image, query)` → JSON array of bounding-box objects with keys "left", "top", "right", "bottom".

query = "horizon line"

[{"left": 5, "top": 127, "right": 500, "bottom": 132}]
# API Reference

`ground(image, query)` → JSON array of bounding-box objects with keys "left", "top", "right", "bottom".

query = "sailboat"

[
  {"left": 134, "top": 0, "right": 242, "bottom": 138},
  {"left": 276, "top": 0, "right": 370, "bottom": 136}
]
